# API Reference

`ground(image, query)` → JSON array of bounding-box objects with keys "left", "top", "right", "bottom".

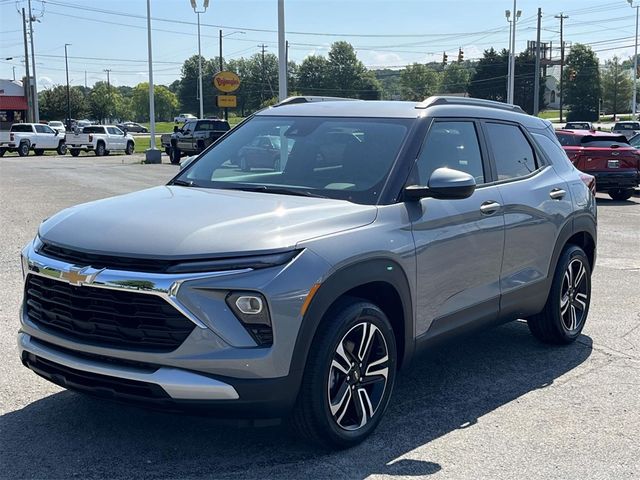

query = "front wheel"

[
  {"left": 57, "top": 142, "right": 67, "bottom": 155},
  {"left": 608, "top": 188, "right": 633, "bottom": 201},
  {"left": 125, "top": 141, "right": 134, "bottom": 155},
  {"left": 291, "top": 299, "right": 397, "bottom": 449},
  {"left": 528, "top": 245, "right": 591, "bottom": 344},
  {"left": 169, "top": 147, "right": 181, "bottom": 165}
]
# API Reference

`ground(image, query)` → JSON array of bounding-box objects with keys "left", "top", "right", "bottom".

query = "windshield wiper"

[
  {"left": 169, "top": 179, "right": 200, "bottom": 187},
  {"left": 228, "top": 185, "right": 327, "bottom": 198}
]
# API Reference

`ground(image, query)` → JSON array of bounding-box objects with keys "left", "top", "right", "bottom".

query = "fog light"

[{"left": 235, "top": 295, "right": 263, "bottom": 315}]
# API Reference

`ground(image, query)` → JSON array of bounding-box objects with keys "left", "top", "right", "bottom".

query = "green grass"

[{"left": 538, "top": 110, "right": 560, "bottom": 119}]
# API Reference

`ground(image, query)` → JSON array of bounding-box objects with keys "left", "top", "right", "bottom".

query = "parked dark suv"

[{"left": 19, "top": 96, "right": 597, "bottom": 449}]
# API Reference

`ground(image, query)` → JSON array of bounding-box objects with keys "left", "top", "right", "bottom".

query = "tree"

[
  {"left": 602, "top": 56, "right": 633, "bottom": 118},
  {"left": 326, "top": 42, "right": 381, "bottom": 99},
  {"left": 400, "top": 63, "right": 440, "bottom": 101},
  {"left": 177, "top": 55, "right": 224, "bottom": 117},
  {"left": 468, "top": 48, "right": 508, "bottom": 102},
  {"left": 297, "top": 55, "right": 331, "bottom": 95},
  {"left": 441, "top": 63, "right": 471, "bottom": 94},
  {"left": 39, "top": 85, "right": 88, "bottom": 121},
  {"left": 563, "top": 44, "right": 600, "bottom": 121},
  {"left": 513, "top": 50, "right": 546, "bottom": 115},
  {"left": 89, "top": 81, "right": 122, "bottom": 123},
  {"left": 131, "top": 82, "right": 178, "bottom": 121}
]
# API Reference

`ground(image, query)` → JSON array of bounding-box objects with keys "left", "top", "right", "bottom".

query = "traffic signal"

[
  {"left": 457, "top": 48, "right": 464, "bottom": 63},
  {"left": 442, "top": 51, "right": 448, "bottom": 66}
]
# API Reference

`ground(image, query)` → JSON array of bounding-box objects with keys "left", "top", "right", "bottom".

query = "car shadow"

[
  {"left": 595, "top": 196, "right": 639, "bottom": 206},
  {"left": 1, "top": 321, "right": 592, "bottom": 479}
]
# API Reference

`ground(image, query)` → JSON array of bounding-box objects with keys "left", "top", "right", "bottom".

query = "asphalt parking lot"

[{"left": 1, "top": 154, "right": 639, "bottom": 479}]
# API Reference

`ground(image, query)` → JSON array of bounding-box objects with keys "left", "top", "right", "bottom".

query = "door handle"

[
  {"left": 480, "top": 201, "right": 501, "bottom": 215},
  {"left": 549, "top": 188, "right": 566, "bottom": 200}
]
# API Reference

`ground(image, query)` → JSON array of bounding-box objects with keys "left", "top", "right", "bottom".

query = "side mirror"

[
  {"left": 54, "top": 130, "right": 59, "bottom": 136},
  {"left": 122, "top": 129, "right": 127, "bottom": 135},
  {"left": 404, "top": 167, "right": 477, "bottom": 201}
]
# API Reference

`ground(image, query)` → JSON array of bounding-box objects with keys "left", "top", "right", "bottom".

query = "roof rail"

[
  {"left": 416, "top": 96, "right": 525, "bottom": 114},
  {"left": 273, "top": 96, "right": 361, "bottom": 107}
]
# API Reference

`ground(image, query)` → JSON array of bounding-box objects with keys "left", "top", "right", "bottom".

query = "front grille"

[
  {"left": 38, "top": 242, "right": 173, "bottom": 273},
  {"left": 23, "top": 352, "right": 171, "bottom": 404},
  {"left": 25, "top": 275, "right": 195, "bottom": 352}
]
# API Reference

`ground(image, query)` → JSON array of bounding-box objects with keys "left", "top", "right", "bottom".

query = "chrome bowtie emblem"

[{"left": 60, "top": 266, "right": 103, "bottom": 286}]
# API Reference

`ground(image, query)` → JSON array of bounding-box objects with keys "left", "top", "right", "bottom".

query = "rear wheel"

[
  {"left": 169, "top": 147, "right": 181, "bottom": 165},
  {"left": 70, "top": 149, "right": 80, "bottom": 157},
  {"left": 291, "top": 299, "right": 397, "bottom": 449},
  {"left": 528, "top": 245, "right": 591, "bottom": 344},
  {"left": 608, "top": 188, "right": 633, "bottom": 201},
  {"left": 0, "top": 147, "right": 5, "bottom": 157},
  {"left": 18, "top": 142, "right": 30, "bottom": 157},
  {"left": 57, "top": 142, "right": 67, "bottom": 155},
  {"left": 95, "top": 142, "right": 106, "bottom": 156}
]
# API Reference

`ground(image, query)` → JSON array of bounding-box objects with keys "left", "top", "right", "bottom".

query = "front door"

[{"left": 410, "top": 120, "right": 505, "bottom": 338}]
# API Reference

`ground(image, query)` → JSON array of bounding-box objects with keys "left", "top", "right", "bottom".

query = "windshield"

[{"left": 175, "top": 115, "right": 412, "bottom": 204}]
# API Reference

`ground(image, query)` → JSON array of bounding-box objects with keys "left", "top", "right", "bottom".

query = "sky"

[{"left": 0, "top": 0, "right": 637, "bottom": 90}]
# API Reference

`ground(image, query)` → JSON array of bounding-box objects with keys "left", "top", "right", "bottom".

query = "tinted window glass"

[
  {"left": 34, "top": 124, "right": 46, "bottom": 133},
  {"left": 533, "top": 133, "right": 572, "bottom": 169},
  {"left": 11, "top": 124, "right": 33, "bottom": 132},
  {"left": 83, "top": 126, "right": 105, "bottom": 134},
  {"left": 416, "top": 121, "right": 484, "bottom": 184},
  {"left": 485, "top": 123, "right": 537, "bottom": 180},
  {"left": 556, "top": 133, "right": 580, "bottom": 146},
  {"left": 630, "top": 135, "right": 640, "bottom": 148},
  {"left": 178, "top": 116, "right": 411, "bottom": 205}
]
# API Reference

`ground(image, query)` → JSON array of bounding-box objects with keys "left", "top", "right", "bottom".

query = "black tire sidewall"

[
  {"left": 70, "top": 149, "right": 80, "bottom": 157},
  {"left": 18, "top": 143, "right": 29, "bottom": 156},
  {"left": 57, "top": 142, "right": 67, "bottom": 155},
  {"left": 125, "top": 142, "right": 134, "bottom": 155},
  {"left": 308, "top": 301, "right": 397, "bottom": 447},
  {"left": 95, "top": 143, "right": 105, "bottom": 156}
]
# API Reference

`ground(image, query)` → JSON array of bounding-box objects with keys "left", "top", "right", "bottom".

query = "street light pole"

[
  {"left": 278, "top": 0, "right": 287, "bottom": 101},
  {"left": 145, "top": 0, "right": 160, "bottom": 163},
  {"left": 27, "top": 0, "right": 39, "bottom": 122},
  {"left": 508, "top": 0, "right": 518, "bottom": 105},
  {"left": 64, "top": 44, "right": 71, "bottom": 129},
  {"left": 629, "top": 0, "right": 639, "bottom": 118},
  {"left": 190, "top": 0, "right": 209, "bottom": 119},
  {"left": 505, "top": 10, "right": 512, "bottom": 103}
]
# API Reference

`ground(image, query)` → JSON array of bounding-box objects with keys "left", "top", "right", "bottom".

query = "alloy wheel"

[
  {"left": 327, "top": 321, "right": 390, "bottom": 431},
  {"left": 560, "top": 258, "right": 589, "bottom": 332}
]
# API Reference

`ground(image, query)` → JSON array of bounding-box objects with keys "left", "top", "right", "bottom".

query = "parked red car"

[{"left": 556, "top": 129, "right": 640, "bottom": 201}]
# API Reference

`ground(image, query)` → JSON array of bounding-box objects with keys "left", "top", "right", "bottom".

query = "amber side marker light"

[{"left": 301, "top": 283, "right": 321, "bottom": 316}]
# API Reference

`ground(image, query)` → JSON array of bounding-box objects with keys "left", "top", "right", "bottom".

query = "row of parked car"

[
  {"left": 0, "top": 123, "right": 136, "bottom": 157},
  {"left": 558, "top": 120, "right": 640, "bottom": 201}
]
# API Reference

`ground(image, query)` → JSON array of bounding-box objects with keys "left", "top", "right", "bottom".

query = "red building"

[{"left": 0, "top": 79, "right": 29, "bottom": 130}]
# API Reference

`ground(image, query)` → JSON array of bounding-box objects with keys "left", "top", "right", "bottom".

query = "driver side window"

[{"left": 415, "top": 121, "right": 485, "bottom": 185}]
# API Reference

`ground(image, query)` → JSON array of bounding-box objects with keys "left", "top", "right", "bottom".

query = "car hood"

[{"left": 39, "top": 186, "right": 377, "bottom": 258}]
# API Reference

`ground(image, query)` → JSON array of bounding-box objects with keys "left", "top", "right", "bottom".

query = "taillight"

[
  {"left": 10, "top": 133, "right": 14, "bottom": 141},
  {"left": 88, "top": 134, "right": 93, "bottom": 142},
  {"left": 580, "top": 173, "right": 596, "bottom": 196}
]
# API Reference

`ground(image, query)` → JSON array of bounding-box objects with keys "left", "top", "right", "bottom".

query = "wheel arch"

[{"left": 292, "top": 258, "right": 414, "bottom": 382}]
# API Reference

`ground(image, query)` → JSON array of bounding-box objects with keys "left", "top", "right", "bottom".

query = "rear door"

[
  {"left": 482, "top": 121, "right": 573, "bottom": 319},
  {"left": 411, "top": 119, "right": 505, "bottom": 337}
]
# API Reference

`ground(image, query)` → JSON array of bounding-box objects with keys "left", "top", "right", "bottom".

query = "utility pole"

[
  {"left": 190, "top": 0, "right": 209, "bottom": 119},
  {"left": 509, "top": 0, "right": 518, "bottom": 105},
  {"left": 28, "top": 0, "right": 39, "bottom": 122},
  {"left": 277, "top": 0, "right": 287, "bottom": 101},
  {"left": 258, "top": 43, "right": 267, "bottom": 104},
  {"left": 555, "top": 13, "right": 568, "bottom": 123},
  {"left": 64, "top": 44, "right": 71, "bottom": 129},
  {"left": 629, "top": 0, "right": 639, "bottom": 119},
  {"left": 219, "top": 29, "right": 223, "bottom": 72},
  {"left": 533, "top": 7, "right": 542, "bottom": 115},
  {"left": 145, "top": 0, "right": 160, "bottom": 163},
  {"left": 21, "top": 8, "right": 32, "bottom": 123},
  {"left": 104, "top": 68, "right": 111, "bottom": 123},
  {"left": 84, "top": 70, "right": 87, "bottom": 90}
]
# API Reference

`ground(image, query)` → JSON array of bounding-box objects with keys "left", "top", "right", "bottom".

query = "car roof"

[{"left": 256, "top": 97, "right": 548, "bottom": 128}]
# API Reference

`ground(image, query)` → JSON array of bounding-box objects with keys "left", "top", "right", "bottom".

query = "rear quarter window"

[
  {"left": 10, "top": 124, "right": 33, "bottom": 132},
  {"left": 83, "top": 126, "right": 105, "bottom": 134}
]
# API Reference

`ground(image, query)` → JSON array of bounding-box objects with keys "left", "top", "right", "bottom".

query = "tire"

[
  {"left": 528, "top": 245, "right": 591, "bottom": 344},
  {"left": 18, "top": 142, "right": 30, "bottom": 157},
  {"left": 291, "top": 298, "right": 397, "bottom": 449},
  {"left": 34, "top": 149, "right": 45, "bottom": 156},
  {"left": 165, "top": 147, "right": 171, "bottom": 156},
  {"left": 125, "top": 141, "right": 134, "bottom": 155},
  {"left": 95, "top": 142, "right": 106, "bottom": 156},
  {"left": 169, "top": 147, "right": 181, "bottom": 165},
  {"left": 57, "top": 142, "right": 67, "bottom": 155},
  {"left": 608, "top": 188, "right": 633, "bottom": 201},
  {"left": 70, "top": 149, "right": 80, "bottom": 157},
  {"left": 0, "top": 148, "right": 5, "bottom": 157}
]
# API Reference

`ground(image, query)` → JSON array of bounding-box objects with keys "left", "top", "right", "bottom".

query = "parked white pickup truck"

[
  {"left": 66, "top": 125, "right": 135, "bottom": 156},
  {"left": 0, "top": 123, "right": 67, "bottom": 157}
]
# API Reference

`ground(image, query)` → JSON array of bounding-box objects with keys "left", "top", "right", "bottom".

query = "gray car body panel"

[{"left": 19, "top": 97, "right": 597, "bottom": 411}]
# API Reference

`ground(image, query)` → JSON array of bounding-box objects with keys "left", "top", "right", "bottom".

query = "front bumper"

[{"left": 19, "top": 240, "right": 330, "bottom": 414}]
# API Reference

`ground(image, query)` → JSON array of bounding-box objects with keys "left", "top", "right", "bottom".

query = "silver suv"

[{"left": 19, "top": 96, "right": 597, "bottom": 449}]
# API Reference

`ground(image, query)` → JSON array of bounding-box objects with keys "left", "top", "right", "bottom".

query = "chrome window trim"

[{"left": 22, "top": 240, "right": 252, "bottom": 330}]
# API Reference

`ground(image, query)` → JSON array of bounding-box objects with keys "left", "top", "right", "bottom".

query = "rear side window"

[
  {"left": 532, "top": 133, "right": 573, "bottom": 169},
  {"left": 416, "top": 121, "right": 485, "bottom": 184},
  {"left": 83, "top": 126, "right": 105, "bottom": 134},
  {"left": 556, "top": 133, "right": 580, "bottom": 146},
  {"left": 11, "top": 124, "right": 32, "bottom": 132},
  {"left": 485, "top": 123, "right": 537, "bottom": 180}
]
